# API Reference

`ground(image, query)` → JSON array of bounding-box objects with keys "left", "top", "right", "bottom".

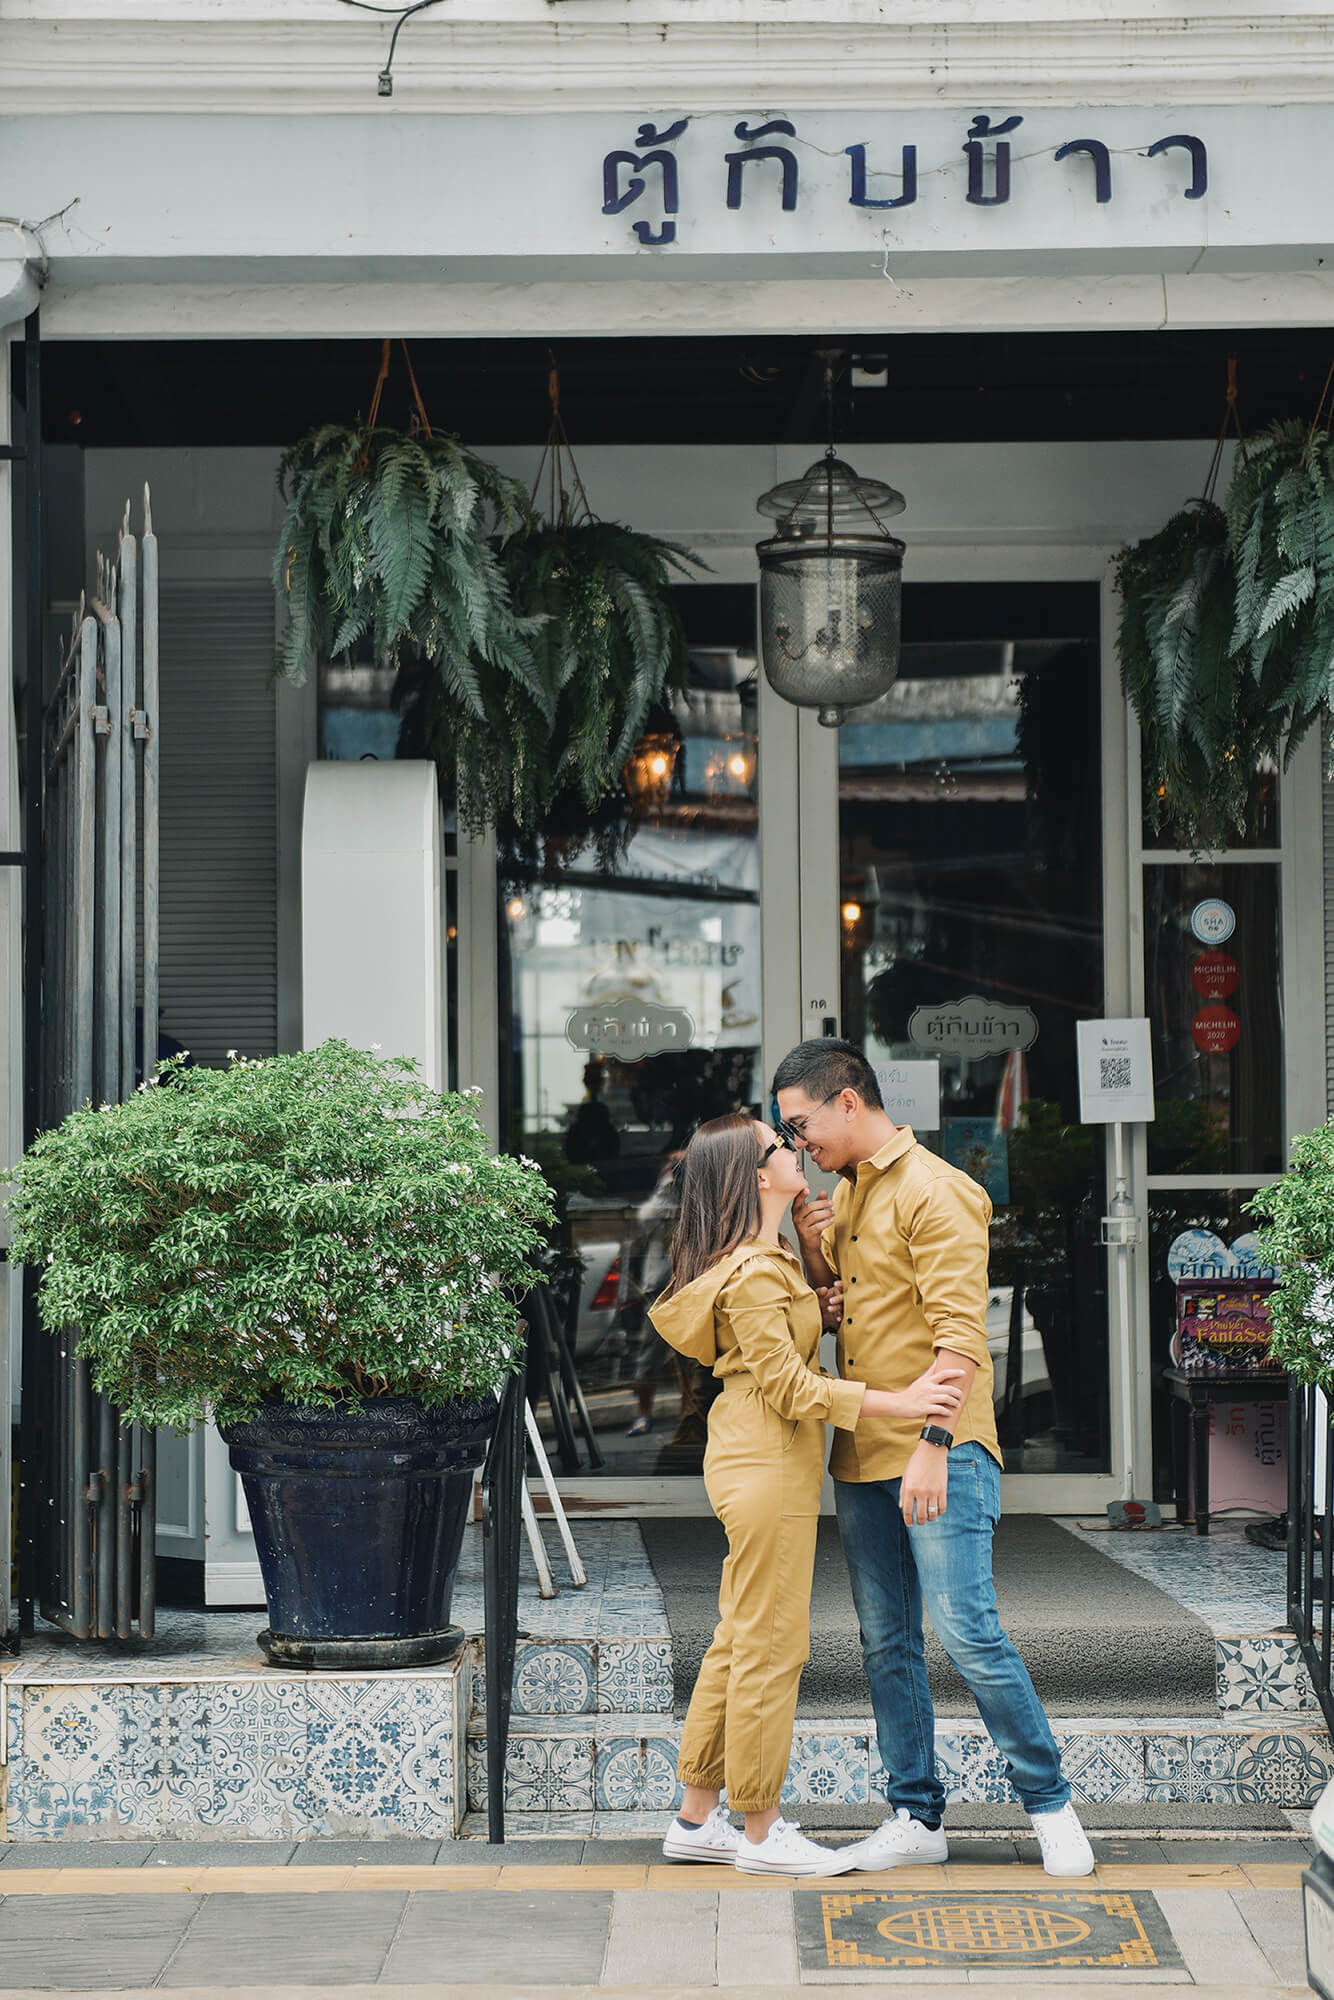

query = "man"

[{"left": 774, "top": 1037, "right": 1093, "bottom": 1878}]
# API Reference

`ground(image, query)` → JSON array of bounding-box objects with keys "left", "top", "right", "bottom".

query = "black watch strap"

[{"left": 919, "top": 1424, "right": 954, "bottom": 1449}]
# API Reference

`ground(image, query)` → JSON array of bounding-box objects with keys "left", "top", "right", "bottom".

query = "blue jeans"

[{"left": 835, "top": 1443, "right": 1069, "bottom": 1822}]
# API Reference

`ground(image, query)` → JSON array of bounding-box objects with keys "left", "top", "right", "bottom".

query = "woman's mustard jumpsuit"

[{"left": 649, "top": 1237, "right": 867, "bottom": 1813}]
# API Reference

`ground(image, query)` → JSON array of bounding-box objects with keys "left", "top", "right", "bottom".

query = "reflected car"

[{"left": 986, "top": 1285, "right": 1051, "bottom": 1405}]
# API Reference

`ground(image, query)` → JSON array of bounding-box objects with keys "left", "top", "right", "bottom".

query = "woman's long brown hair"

[{"left": 663, "top": 1114, "right": 763, "bottom": 1297}]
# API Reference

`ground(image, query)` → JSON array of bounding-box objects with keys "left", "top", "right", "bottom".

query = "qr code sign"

[{"left": 1100, "top": 1056, "right": 1132, "bottom": 1090}]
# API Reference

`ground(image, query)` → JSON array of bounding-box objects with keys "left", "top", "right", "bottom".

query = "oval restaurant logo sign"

[
  {"left": 566, "top": 999, "right": 695, "bottom": 1061},
  {"left": 908, "top": 995, "right": 1038, "bottom": 1057}
]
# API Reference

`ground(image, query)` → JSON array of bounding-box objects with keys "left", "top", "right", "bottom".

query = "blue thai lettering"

[
  {"left": 1146, "top": 133, "right": 1208, "bottom": 200},
  {"left": 602, "top": 119, "right": 689, "bottom": 245},
  {"left": 846, "top": 142, "right": 917, "bottom": 210},
  {"left": 726, "top": 120, "right": 799, "bottom": 213},
  {"left": 963, "top": 114, "right": 1023, "bottom": 206},
  {"left": 1055, "top": 138, "right": 1112, "bottom": 204}
]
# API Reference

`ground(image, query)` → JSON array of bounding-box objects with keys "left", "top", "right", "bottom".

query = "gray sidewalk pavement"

[{"left": 0, "top": 1872, "right": 1311, "bottom": 1994}]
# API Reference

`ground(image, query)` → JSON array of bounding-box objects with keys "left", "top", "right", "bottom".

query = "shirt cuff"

[
  {"left": 930, "top": 1327, "right": 990, "bottom": 1369},
  {"left": 826, "top": 1378, "right": 868, "bottom": 1431}
]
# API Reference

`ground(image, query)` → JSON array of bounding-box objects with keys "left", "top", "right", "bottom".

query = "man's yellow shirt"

[{"left": 821, "top": 1125, "right": 1003, "bottom": 1483}]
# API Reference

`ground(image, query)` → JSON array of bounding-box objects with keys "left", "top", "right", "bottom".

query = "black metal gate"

[{"left": 11, "top": 311, "right": 160, "bottom": 1642}]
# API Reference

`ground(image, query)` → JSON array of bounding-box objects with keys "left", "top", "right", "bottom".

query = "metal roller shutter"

[{"left": 157, "top": 583, "right": 278, "bottom": 1067}]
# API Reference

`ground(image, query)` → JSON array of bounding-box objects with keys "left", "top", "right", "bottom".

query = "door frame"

[
  {"left": 459, "top": 542, "right": 1149, "bottom": 1516},
  {"left": 806, "top": 542, "right": 1134, "bottom": 1516}
]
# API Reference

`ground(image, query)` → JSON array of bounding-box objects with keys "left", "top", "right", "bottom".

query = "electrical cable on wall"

[{"left": 332, "top": 0, "right": 448, "bottom": 95}]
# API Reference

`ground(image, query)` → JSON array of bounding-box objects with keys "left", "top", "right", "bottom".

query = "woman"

[{"left": 648, "top": 1114, "right": 965, "bottom": 1877}]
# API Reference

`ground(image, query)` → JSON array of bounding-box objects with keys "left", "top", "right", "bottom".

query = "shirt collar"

[
  {"left": 743, "top": 1233, "right": 804, "bottom": 1269},
  {"left": 858, "top": 1125, "right": 917, "bottom": 1178}
]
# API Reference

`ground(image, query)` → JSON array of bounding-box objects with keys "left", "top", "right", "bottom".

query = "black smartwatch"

[{"left": 919, "top": 1424, "right": 954, "bottom": 1449}]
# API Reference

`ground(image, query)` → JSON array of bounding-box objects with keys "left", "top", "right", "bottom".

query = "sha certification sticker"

[{"left": 1189, "top": 898, "right": 1236, "bottom": 946}]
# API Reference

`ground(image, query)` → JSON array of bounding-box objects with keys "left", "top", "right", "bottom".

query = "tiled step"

[
  {"left": 464, "top": 1629, "right": 1314, "bottom": 1719},
  {"left": 1216, "top": 1633, "right": 1316, "bottom": 1712},
  {"left": 2, "top": 1661, "right": 471, "bottom": 1843},
  {"left": 465, "top": 1634, "right": 672, "bottom": 1719},
  {"left": 466, "top": 1710, "right": 1334, "bottom": 1815}
]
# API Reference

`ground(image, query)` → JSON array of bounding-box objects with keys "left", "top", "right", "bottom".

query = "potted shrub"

[
  {"left": 5, "top": 1041, "right": 554, "bottom": 1667},
  {"left": 1247, "top": 1117, "right": 1334, "bottom": 1392}
]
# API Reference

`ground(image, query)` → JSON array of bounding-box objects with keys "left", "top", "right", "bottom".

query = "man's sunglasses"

[
  {"left": 775, "top": 1090, "right": 843, "bottom": 1146},
  {"left": 758, "top": 1133, "right": 795, "bottom": 1166}
]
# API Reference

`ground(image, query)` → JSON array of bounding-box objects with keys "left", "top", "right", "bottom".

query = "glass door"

[
  {"left": 834, "top": 579, "right": 1117, "bottom": 1500},
  {"left": 499, "top": 585, "right": 771, "bottom": 1485}
]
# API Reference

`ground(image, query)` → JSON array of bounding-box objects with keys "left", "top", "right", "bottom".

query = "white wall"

[{"left": 88, "top": 438, "right": 1220, "bottom": 567}]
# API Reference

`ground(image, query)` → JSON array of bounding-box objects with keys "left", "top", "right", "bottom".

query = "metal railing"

[
  {"left": 1290, "top": 1379, "right": 1334, "bottom": 1735},
  {"left": 481, "top": 1362, "right": 528, "bottom": 1844}
]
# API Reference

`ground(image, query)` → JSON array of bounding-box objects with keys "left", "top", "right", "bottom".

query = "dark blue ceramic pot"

[{"left": 221, "top": 1394, "right": 497, "bottom": 1668}]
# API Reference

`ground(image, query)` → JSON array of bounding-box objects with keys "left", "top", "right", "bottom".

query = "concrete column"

[{"left": 301, "top": 758, "right": 445, "bottom": 1085}]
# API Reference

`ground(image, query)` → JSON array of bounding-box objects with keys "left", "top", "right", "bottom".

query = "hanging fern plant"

[
  {"left": 1225, "top": 415, "right": 1334, "bottom": 758},
  {"left": 397, "top": 368, "right": 702, "bottom": 859},
  {"left": 1116, "top": 369, "right": 1334, "bottom": 848},
  {"left": 1115, "top": 500, "right": 1250, "bottom": 846},
  {"left": 273, "top": 341, "right": 549, "bottom": 772}
]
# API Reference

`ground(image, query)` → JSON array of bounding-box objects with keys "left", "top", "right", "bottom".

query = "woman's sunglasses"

[{"left": 758, "top": 1134, "right": 796, "bottom": 1166}]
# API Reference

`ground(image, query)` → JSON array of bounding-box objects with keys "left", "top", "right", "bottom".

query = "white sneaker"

[
  {"left": 735, "top": 1816, "right": 857, "bottom": 1877},
  {"left": 1030, "top": 1802, "right": 1095, "bottom": 1877},
  {"left": 838, "top": 1806, "right": 949, "bottom": 1870},
  {"left": 662, "top": 1804, "right": 741, "bottom": 1864}
]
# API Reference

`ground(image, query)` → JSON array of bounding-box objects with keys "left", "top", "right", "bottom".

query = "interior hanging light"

[{"left": 755, "top": 355, "right": 907, "bottom": 726}]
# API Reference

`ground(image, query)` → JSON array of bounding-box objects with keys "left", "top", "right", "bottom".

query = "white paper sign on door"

[
  {"left": 872, "top": 1060, "right": 941, "bottom": 1132},
  {"left": 1076, "top": 1018, "right": 1155, "bottom": 1124}
]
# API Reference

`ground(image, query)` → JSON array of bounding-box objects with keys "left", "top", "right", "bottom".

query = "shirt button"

[
  {"left": 845, "top": 1316, "right": 853, "bottom": 1326},
  {"left": 851, "top": 1234, "right": 858, "bottom": 1243},
  {"left": 849, "top": 1276, "right": 857, "bottom": 1284}
]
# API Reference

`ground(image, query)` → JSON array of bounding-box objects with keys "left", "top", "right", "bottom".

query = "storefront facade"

[{"left": 4, "top": 2, "right": 1333, "bottom": 1601}]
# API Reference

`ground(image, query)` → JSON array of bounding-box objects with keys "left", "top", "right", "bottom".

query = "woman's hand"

[
  {"left": 817, "top": 1280, "right": 844, "bottom": 1330},
  {"left": 860, "top": 1367, "right": 966, "bottom": 1425}
]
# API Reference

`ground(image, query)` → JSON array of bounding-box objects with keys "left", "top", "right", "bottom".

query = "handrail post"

[{"left": 482, "top": 1362, "right": 527, "bottom": 1846}]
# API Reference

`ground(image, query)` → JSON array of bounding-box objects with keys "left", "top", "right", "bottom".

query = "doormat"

[{"left": 794, "top": 1888, "right": 1183, "bottom": 1973}]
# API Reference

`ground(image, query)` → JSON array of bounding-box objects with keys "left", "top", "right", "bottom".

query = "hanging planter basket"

[
  {"left": 1116, "top": 364, "right": 1334, "bottom": 848},
  {"left": 398, "top": 368, "right": 703, "bottom": 862},
  {"left": 273, "top": 337, "right": 547, "bottom": 735}
]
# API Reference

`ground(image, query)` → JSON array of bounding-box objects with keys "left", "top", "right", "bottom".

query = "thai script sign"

[
  {"left": 908, "top": 995, "right": 1038, "bottom": 1057},
  {"left": 602, "top": 113, "right": 1207, "bottom": 247},
  {"left": 566, "top": 1000, "right": 695, "bottom": 1061}
]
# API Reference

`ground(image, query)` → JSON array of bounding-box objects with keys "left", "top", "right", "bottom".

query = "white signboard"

[
  {"left": 6, "top": 107, "right": 1334, "bottom": 284},
  {"left": 1076, "top": 1018, "right": 1155, "bottom": 1124},
  {"left": 872, "top": 1060, "right": 941, "bottom": 1132}
]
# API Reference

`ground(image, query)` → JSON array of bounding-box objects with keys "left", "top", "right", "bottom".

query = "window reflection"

[
  {"left": 839, "top": 584, "right": 1109, "bottom": 1475},
  {"left": 501, "top": 591, "right": 762, "bottom": 1476},
  {"left": 1145, "top": 1189, "right": 1273, "bottom": 1500}
]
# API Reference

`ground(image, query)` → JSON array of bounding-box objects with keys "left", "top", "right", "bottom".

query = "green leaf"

[{"left": 5, "top": 1042, "right": 556, "bottom": 1428}]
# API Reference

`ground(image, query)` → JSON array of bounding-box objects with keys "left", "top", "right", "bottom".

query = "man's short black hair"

[{"left": 771, "top": 1037, "right": 884, "bottom": 1111}]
